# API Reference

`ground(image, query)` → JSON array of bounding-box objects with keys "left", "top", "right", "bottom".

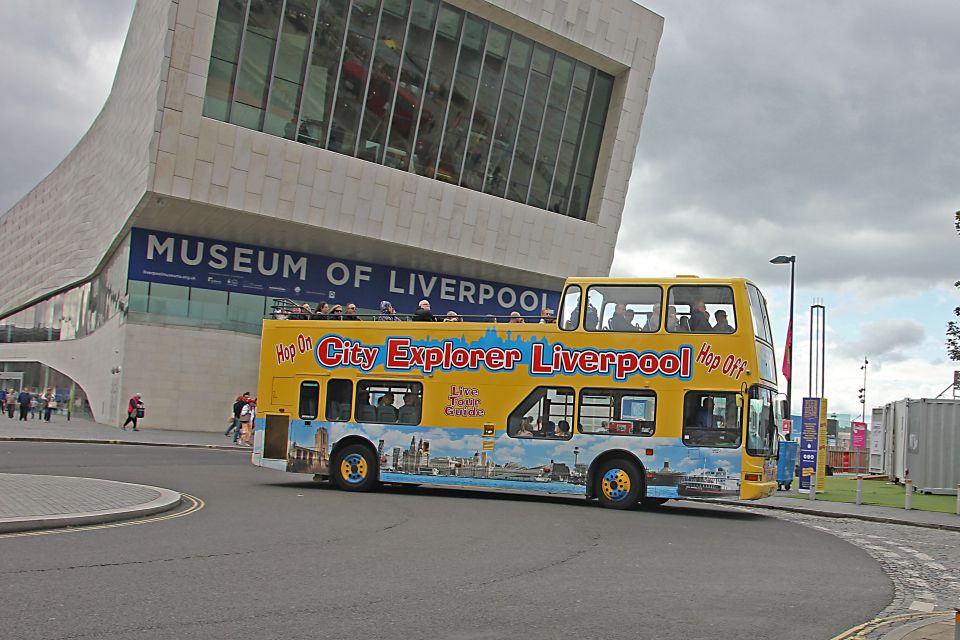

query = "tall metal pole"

[{"left": 786, "top": 259, "right": 795, "bottom": 419}]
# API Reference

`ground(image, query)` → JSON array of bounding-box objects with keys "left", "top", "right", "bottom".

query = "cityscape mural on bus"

[{"left": 286, "top": 421, "right": 741, "bottom": 499}]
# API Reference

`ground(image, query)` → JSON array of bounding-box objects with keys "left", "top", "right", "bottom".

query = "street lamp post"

[{"left": 770, "top": 255, "right": 796, "bottom": 425}]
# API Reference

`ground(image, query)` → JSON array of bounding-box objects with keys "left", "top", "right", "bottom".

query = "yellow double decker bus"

[{"left": 252, "top": 277, "right": 781, "bottom": 509}]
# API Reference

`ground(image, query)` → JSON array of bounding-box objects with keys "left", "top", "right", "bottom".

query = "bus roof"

[{"left": 562, "top": 276, "right": 754, "bottom": 288}]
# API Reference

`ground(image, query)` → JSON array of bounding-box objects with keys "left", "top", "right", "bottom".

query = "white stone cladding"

[
  {"left": 122, "top": 321, "right": 260, "bottom": 431},
  {"left": 0, "top": 0, "right": 662, "bottom": 430}
]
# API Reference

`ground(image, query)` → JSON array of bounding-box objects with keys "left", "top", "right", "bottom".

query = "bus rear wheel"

[
  {"left": 330, "top": 444, "right": 379, "bottom": 492},
  {"left": 595, "top": 458, "right": 642, "bottom": 509}
]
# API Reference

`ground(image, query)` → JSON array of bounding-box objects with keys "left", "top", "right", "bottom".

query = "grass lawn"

[{"left": 781, "top": 476, "right": 958, "bottom": 513}]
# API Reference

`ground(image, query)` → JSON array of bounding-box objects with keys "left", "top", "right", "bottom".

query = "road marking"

[
  {"left": 0, "top": 493, "right": 204, "bottom": 540},
  {"left": 829, "top": 611, "right": 943, "bottom": 639}
]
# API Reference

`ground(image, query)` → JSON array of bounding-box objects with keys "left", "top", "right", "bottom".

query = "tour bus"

[{"left": 252, "top": 277, "right": 781, "bottom": 509}]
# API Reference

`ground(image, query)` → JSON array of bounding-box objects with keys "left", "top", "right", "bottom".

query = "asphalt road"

[{"left": 1, "top": 442, "right": 891, "bottom": 640}]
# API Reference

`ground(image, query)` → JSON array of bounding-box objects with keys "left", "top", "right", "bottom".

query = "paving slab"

[{"left": 0, "top": 473, "right": 182, "bottom": 533}]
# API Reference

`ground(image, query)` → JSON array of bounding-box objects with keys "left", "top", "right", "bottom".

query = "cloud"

[
  {"left": 617, "top": 1, "right": 960, "bottom": 297},
  {"left": 837, "top": 319, "right": 926, "bottom": 363},
  {"left": 0, "top": 1, "right": 134, "bottom": 213}
]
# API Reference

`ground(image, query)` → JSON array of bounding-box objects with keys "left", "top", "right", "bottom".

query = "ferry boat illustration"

[{"left": 677, "top": 467, "right": 740, "bottom": 498}]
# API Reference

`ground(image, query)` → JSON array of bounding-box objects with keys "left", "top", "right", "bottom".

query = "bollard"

[
  {"left": 905, "top": 479, "right": 913, "bottom": 510},
  {"left": 856, "top": 475, "right": 863, "bottom": 505},
  {"left": 956, "top": 484, "right": 959, "bottom": 517},
  {"left": 808, "top": 473, "right": 817, "bottom": 501}
]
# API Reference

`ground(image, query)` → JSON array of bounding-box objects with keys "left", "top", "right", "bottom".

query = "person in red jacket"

[{"left": 122, "top": 393, "right": 144, "bottom": 431}]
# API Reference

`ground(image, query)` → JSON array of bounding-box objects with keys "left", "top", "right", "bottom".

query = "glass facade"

[
  {"left": 203, "top": 0, "right": 614, "bottom": 219},
  {"left": 127, "top": 280, "right": 271, "bottom": 335},
  {"left": 0, "top": 239, "right": 129, "bottom": 344}
]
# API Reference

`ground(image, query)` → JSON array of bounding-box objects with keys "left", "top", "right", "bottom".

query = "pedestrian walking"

[
  {"left": 239, "top": 397, "right": 255, "bottom": 446},
  {"left": 17, "top": 387, "right": 31, "bottom": 421},
  {"left": 0, "top": 387, "right": 6, "bottom": 415},
  {"left": 29, "top": 394, "right": 38, "bottom": 419},
  {"left": 42, "top": 388, "right": 57, "bottom": 422},
  {"left": 7, "top": 389, "right": 15, "bottom": 419},
  {"left": 122, "top": 393, "right": 144, "bottom": 431},
  {"left": 225, "top": 392, "right": 249, "bottom": 442}
]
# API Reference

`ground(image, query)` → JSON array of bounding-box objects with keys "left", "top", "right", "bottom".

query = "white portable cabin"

[{"left": 877, "top": 398, "right": 960, "bottom": 495}]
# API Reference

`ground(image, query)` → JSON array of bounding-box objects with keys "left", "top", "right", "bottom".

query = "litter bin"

[{"left": 777, "top": 440, "right": 799, "bottom": 491}]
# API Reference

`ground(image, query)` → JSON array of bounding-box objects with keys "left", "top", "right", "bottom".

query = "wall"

[
  {"left": 122, "top": 319, "right": 260, "bottom": 431},
  {"left": 0, "top": 314, "right": 127, "bottom": 424}
]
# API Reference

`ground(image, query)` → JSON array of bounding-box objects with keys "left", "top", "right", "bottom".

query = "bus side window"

[
  {"left": 299, "top": 381, "right": 319, "bottom": 420},
  {"left": 325, "top": 379, "right": 353, "bottom": 421},
  {"left": 667, "top": 285, "right": 737, "bottom": 334},
  {"left": 578, "top": 389, "right": 656, "bottom": 436},
  {"left": 682, "top": 391, "right": 741, "bottom": 448},
  {"left": 356, "top": 381, "right": 423, "bottom": 425},
  {"left": 559, "top": 286, "right": 582, "bottom": 331},
  {"left": 507, "top": 387, "right": 574, "bottom": 439}
]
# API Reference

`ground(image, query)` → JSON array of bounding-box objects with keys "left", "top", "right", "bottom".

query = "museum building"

[{"left": 0, "top": 0, "right": 662, "bottom": 430}]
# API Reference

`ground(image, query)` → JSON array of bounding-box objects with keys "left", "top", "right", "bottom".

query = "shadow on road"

[{"left": 266, "top": 479, "right": 767, "bottom": 521}]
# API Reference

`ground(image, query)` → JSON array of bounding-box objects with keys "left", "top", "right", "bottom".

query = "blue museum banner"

[{"left": 129, "top": 228, "right": 559, "bottom": 317}]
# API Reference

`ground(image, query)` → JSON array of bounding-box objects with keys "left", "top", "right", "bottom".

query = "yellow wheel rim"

[
  {"left": 601, "top": 468, "right": 631, "bottom": 501},
  {"left": 340, "top": 453, "right": 368, "bottom": 484}
]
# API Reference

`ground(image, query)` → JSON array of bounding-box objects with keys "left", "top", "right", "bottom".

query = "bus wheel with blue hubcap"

[
  {"left": 596, "top": 458, "right": 641, "bottom": 509},
  {"left": 331, "top": 444, "right": 379, "bottom": 492}
]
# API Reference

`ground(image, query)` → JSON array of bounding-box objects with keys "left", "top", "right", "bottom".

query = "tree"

[{"left": 948, "top": 211, "right": 960, "bottom": 361}]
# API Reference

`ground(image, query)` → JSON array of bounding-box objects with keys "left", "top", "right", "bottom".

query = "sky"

[{"left": 0, "top": 1, "right": 957, "bottom": 418}]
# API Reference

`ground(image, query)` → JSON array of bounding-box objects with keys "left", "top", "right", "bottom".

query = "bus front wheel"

[
  {"left": 595, "top": 458, "right": 642, "bottom": 509},
  {"left": 330, "top": 444, "right": 379, "bottom": 492}
]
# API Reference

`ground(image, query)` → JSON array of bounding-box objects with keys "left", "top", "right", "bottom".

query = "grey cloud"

[
  {"left": 0, "top": 1, "right": 134, "bottom": 212},
  {"left": 837, "top": 318, "right": 926, "bottom": 362},
  {"left": 620, "top": 1, "right": 960, "bottom": 293}
]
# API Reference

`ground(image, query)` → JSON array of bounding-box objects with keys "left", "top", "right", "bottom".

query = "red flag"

[{"left": 782, "top": 319, "right": 793, "bottom": 381}]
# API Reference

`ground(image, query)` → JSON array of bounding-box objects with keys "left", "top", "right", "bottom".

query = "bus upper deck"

[{"left": 252, "top": 276, "right": 781, "bottom": 509}]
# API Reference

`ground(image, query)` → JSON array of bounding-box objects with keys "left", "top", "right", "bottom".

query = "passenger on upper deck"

[
  {"left": 539, "top": 308, "right": 554, "bottom": 324},
  {"left": 314, "top": 302, "right": 331, "bottom": 320},
  {"left": 413, "top": 299, "right": 435, "bottom": 322},
  {"left": 584, "top": 304, "right": 600, "bottom": 331},
  {"left": 344, "top": 303, "right": 359, "bottom": 320},
  {"left": 376, "top": 300, "right": 401, "bottom": 321},
  {"left": 607, "top": 303, "right": 636, "bottom": 331},
  {"left": 713, "top": 309, "right": 733, "bottom": 333},
  {"left": 643, "top": 305, "right": 661, "bottom": 332},
  {"left": 689, "top": 299, "right": 713, "bottom": 332},
  {"left": 509, "top": 311, "right": 524, "bottom": 324},
  {"left": 665, "top": 305, "right": 680, "bottom": 332}
]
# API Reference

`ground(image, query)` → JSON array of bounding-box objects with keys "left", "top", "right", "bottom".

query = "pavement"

[
  {"left": 714, "top": 493, "right": 960, "bottom": 533},
  {"left": 0, "top": 415, "right": 248, "bottom": 450},
  {"left": 0, "top": 473, "right": 182, "bottom": 534}
]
